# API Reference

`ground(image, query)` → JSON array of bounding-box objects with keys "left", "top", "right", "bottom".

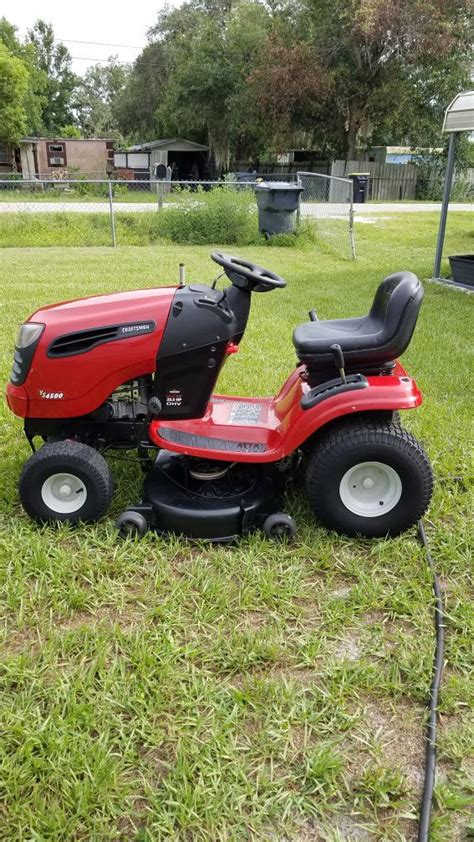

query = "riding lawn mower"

[{"left": 6, "top": 251, "right": 433, "bottom": 541}]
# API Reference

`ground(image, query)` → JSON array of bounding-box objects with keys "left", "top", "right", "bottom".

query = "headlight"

[
  {"left": 10, "top": 322, "right": 44, "bottom": 386},
  {"left": 16, "top": 322, "right": 44, "bottom": 349}
]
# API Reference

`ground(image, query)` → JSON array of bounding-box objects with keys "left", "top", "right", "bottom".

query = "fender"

[{"left": 150, "top": 362, "right": 422, "bottom": 462}]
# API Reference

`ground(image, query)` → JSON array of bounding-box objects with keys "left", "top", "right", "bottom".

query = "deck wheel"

[
  {"left": 263, "top": 513, "right": 297, "bottom": 542},
  {"left": 116, "top": 511, "right": 149, "bottom": 539}
]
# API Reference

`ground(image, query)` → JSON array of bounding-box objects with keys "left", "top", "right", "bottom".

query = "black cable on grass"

[{"left": 417, "top": 519, "right": 445, "bottom": 842}]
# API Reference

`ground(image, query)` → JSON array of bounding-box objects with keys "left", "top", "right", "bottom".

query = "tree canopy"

[
  {"left": 26, "top": 20, "right": 77, "bottom": 134},
  {"left": 0, "top": 43, "right": 29, "bottom": 144},
  {"left": 0, "top": 2, "right": 471, "bottom": 162},
  {"left": 114, "top": 0, "right": 471, "bottom": 160}
]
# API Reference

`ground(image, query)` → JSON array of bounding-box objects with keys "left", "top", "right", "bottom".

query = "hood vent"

[
  {"left": 48, "top": 321, "right": 156, "bottom": 358},
  {"left": 48, "top": 326, "right": 120, "bottom": 357}
]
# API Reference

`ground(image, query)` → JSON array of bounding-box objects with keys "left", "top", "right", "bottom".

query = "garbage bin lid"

[
  {"left": 348, "top": 172, "right": 370, "bottom": 176},
  {"left": 255, "top": 181, "right": 303, "bottom": 191}
]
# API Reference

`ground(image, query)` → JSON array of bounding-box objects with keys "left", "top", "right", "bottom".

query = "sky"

[{"left": 6, "top": 0, "right": 181, "bottom": 74}]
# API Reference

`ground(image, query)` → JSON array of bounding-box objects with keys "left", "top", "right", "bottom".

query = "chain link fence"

[
  {"left": 0, "top": 178, "right": 260, "bottom": 247},
  {"left": 297, "top": 171, "right": 355, "bottom": 260},
  {"left": 0, "top": 176, "right": 356, "bottom": 256}
]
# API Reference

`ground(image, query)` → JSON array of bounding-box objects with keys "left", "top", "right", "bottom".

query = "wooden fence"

[
  {"left": 228, "top": 159, "right": 474, "bottom": 201},
  {"left": 330, "top": 160, "right": 421, "bottom": 200}
]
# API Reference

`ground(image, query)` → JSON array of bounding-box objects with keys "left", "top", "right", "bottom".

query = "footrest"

[
  {"left": 301, "top": 374, "right": 368, "bottom": 410},
  {"left": 158, "top": 426, "right": 267, "bottom": 453}
]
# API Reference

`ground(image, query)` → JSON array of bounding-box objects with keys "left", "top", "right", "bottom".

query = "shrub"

[{"left": 154, "top": 188, "right": 259, "bottom": 245}]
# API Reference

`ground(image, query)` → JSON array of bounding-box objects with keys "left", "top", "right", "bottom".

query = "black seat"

[{"left": 293, "top": 272, "right": 423, "bottom": 373}]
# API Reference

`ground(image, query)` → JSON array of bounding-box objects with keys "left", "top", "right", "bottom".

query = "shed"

[
  {"left": 114, "top": 138, "right": 209, "bottom": 180},
  {"left": 368, "top": 146, "right": 442, "bottom": 164}
]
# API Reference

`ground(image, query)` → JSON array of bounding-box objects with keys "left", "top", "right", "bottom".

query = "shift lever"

[{"left": 330, "top": 343, "right": 346, "bottom": 384}]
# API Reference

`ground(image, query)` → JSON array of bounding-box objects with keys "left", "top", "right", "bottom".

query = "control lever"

[
  {"left": 330, "top": 343, "right": 346, "bottom": 384},
  {"left": 308, "top": 309, "right": 318, "bottom": 322}
]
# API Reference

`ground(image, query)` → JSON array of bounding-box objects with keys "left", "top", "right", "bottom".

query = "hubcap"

[
  {"left": 41, "top": 472, "right": 87, "bottom": 514},
  {"left": 339, "top": 461, "right": 402, "bottom": 518}
]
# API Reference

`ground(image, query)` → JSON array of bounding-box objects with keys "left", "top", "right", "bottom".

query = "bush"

[{"left": 153, "top": 188, "right": 259, "bottom": 245}]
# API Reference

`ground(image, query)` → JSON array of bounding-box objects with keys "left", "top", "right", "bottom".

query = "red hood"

[
  {"left": 30, "top": 286, "right": 177, "bottom": 330},
  {"left": 8, "top": 286, "right": 177, "bottom": 419}
]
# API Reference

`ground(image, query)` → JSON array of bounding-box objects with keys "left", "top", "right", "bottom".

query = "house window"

[
  {"left": 47, "top": 142, "right": 67, "bottom": 167},
  {"left": 0, "top": 144, "right": 10, "bottom": 165},
  {"left": 106, "top": 141, "right": 115, "bottom": 162}
]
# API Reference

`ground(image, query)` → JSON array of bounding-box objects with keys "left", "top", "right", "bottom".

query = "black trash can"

[
  {"left": 349, "top": 172, "right": 370, "bottom": 203},
  {"left": 254, "top": 181, "right": 303, "bottom": 236}
]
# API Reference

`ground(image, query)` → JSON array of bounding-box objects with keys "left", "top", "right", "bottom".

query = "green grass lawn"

[
  {"left": 0, "top": 215, "right": 472, "bottom": 840},
  {"left": 0, "top": 187, "right": 160, "bottom": 203}
]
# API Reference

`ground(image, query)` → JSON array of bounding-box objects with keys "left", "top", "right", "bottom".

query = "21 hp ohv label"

[{"left": 166, "top": 389, "right": 183, "bottom": 407}]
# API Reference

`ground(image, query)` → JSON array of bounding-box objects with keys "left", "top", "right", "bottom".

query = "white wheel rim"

[
  {"left": 339, "top": 461, "right": 402, "bottom": 518},
  {"left": 41, "top": 472, "right": 87, "bottom": 514}
]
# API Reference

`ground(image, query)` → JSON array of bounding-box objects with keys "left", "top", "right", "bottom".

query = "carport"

[
  {"left": 115, "top": 138, "right": 210, "bottom": 181},
  {"left": 433, "top": 91, "right": 474, "bottom": 286}
]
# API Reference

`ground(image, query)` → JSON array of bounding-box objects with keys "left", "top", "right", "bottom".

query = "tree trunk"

[{"left": 345, "top": 118, "right": 359, "bottom": 160}]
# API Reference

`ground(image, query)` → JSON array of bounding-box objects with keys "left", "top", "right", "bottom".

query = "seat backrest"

[{"left": 369, "top": 271, "right": 423, "bottom": 357}]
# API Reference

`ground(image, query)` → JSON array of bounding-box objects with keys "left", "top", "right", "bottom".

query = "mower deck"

[{"left": 136, "top": 451, "right": 285, "bottom": 541}]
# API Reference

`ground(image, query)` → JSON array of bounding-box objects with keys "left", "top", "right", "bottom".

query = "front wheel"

[
  {"left": 19, "top": 441, "right": 113, "bottom": 525},
  {"left": 305, "top": 420, "right": 433, "bottom": 538}
]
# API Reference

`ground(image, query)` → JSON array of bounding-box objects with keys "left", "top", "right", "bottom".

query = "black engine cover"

[
  {"left": 143, "top": 451, "right": 284, "bottom": 541},
  {"left": 154, "top": 284, "right": 250, "bottom": 420}
]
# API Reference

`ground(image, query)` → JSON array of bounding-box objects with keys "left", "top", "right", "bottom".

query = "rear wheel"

[
  {"left": 305, "top": 419, "right": 433, "bottom": 537},
  {"left": 19, "top": 441, "right": 113, "bottom": 525}
]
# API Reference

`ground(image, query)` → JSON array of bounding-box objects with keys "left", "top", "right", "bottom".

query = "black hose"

[{"left": 417, "top": 519, "right": 445, "bottom": 842}]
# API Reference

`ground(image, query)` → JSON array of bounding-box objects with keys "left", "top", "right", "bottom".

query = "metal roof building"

[{"left": 114, "top": 138, "right": 209, "bottom": 180}]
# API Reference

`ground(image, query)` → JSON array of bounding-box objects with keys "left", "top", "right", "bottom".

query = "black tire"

[
  {"left": 19, "top": 441, "right": 113, "bottom": 525},
  {"left": 263, "top": 513, "right": 297, "bottom": 542},
  {"left": 305, "top": 419, "right": 433, "bottom": 538},
  {"left": 116, "top": 511, "right": 149, "bottom": 539}
]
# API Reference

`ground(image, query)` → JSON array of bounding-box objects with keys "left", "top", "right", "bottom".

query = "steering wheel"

[{"left": 211, "top": 251, "right": 287, "bottom": 293}]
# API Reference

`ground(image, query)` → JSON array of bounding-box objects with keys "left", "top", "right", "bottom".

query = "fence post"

[
  {"left": 296, "top": 174, "right": 302, "bottom": 225},
  {"left": 156, "top": 180, "right": 164, "bottom": 211},
  {"left": 349, "top": 180, "right": 356, "bottom": 260},
  {"left": 108, "top": 179, "right": 116, "bottom": 247}
]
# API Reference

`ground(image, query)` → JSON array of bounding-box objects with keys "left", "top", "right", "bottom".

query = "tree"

[
  {"left": 152, "top": 1, "right": 272, "bottom": 167},
  {"left": 27, "top": 20, "right": 77, "bottom": 134},
  {"left": 0, "top": 44, "right": 29, "bottom": 144},
  {"left": 75, "top": 59, "right": 131, "bottom": 139},
  {"left": 59, "top": 124, "right": 82, "bottom": 137},
  {"left": 301, "top": 0, "right": 473, "bottom": 158},
  {"left": 114, "top": 42, "right": 168, "bottom": 141},
  {"left": 246, "top": 34, "right": 331, "bottom": 153},
  {"left": 0, "top": 17, "right": 47, "bottom": 135}
]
